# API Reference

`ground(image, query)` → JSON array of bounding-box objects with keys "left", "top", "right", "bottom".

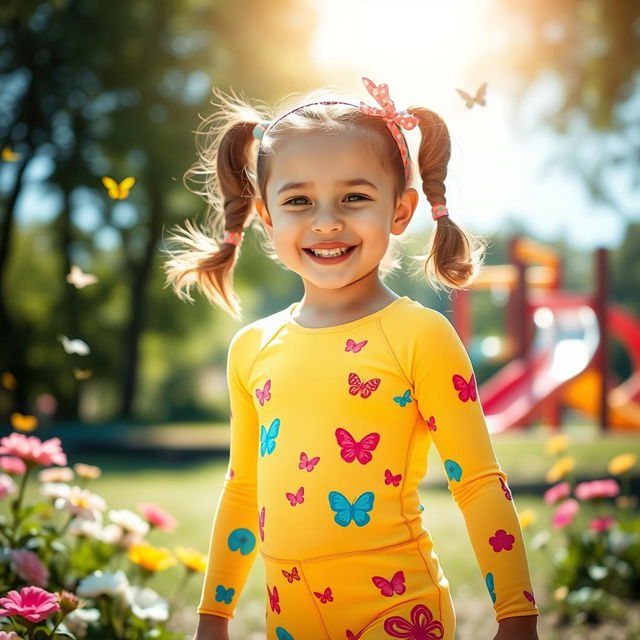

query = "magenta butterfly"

[
  {"left": 267, "top": 584, "right": 280, "bottom": 613},
  {"left": 384, "top": 469, "right": 402, "bottom": 487},
  {"left": 255, "top": 379, "right": 271, "bottom": 406},
  {"left": 372, "top": 570, "right": 406, "bottom": 597},
  {"left": 500, "top": 477, "right": 512, "bottom": 500},
  {"left": 286, "top": 486, "right": 304, "bottom": 506},
  {"left": 452, "top": 373, "right": 477, "bottom": 402},
  {"left": 335, "top": 428, "right": 380, "bottom": 465},
  {"left": 348, "top": 372, "right": 381, "bottom": 398},
  {"left": 299, "top": 451, "right": 320, "bottom": 472},
  {"left": 425, "top": 416, "right": 437, "bottom": 431},
  {"left": 345, "top": 338, "right": 368, "bottom": 353},
  {"left": 524, "top": 590, "right": 536, "bottom": 605},
  {"left": 282, "top": 566, "right": 300, "bottom": 583},
  {"left": 258, "top": 506, "right": 265, "bottom": 541},
  {"left": 314, "top": 587, "right": 333, "bottom": 603}
]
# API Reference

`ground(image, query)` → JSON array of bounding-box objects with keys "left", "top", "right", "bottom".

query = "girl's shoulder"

[
  {"left": 382, "top": 296, "right": 452, "bottom": 335},
  {"left": 228, "top": 303, "right": 293, "bottom": 355}
]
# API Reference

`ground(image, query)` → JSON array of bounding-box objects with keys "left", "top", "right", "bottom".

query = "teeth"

[{"left": 310, "top": 247, "right": 349, "bottom": 257}]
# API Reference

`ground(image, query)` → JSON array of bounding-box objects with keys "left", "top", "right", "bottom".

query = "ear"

[
  {"left": 254, "top": 197, "right": 274, "bottom": 240},
  {"left": 390, "top": 187, "right": 419, "bottom": 235}
]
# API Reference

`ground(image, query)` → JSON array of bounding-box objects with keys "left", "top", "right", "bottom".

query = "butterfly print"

[
  {"left": 384, "top": 469, "right": 402, "bottom": 487},
  {"left": 258, "top": 506, "right": 265, "bottom": 542},
  {"left": 267, "top": 584, "right": 280, "bottom": 613},
  {"left": 255, "top": 379, "right": 271, "bottom": 406},
  {"left": 500, "top": 477, "right": 512, "bottom": 500},
  {"left": 282, "top": 566, "right": 300, "bottom": 583},
  {"left": 384, "top": 602, "right": 444, "bottom": 639},
  {"left": 260, "top": 418, "right": 280, "bottom": 457},
  {"left": 314, "top": 587, "right": 333, "bottom": 603},
  {"left": 372, "top": 570, "right": 406, "bottom": 597},
  {"left": 215, "top": 584, "right": 234, "bottom": 604},
  {"left": 286, "top": 486, "right": 304, "bottom": 506},
  {"left": 425, "top": 416, "right": 437, "bottom": 431},
  {"left": 456, "top": 82, "right": 487, "bottom": 108},
  {"left": 335, "top": 428, "right": 380, "bottom": 464},
  {"left": 347, "top": 372, "right": 381, "bottom": 398},
  {"left": 485, "top": 572, "right": 496, "bottom": 603},
  {"left": 328, "top": 490, "right": 375, "bottom": 527},
  {"left": 345, "top": 338, "right": 368, "bottom": 353},
  {"left": 346, "top": 630, "right": 363, "bottom": 640},
  {"left": 393, "top": 389, "right": 412, "bottom": 407},
  {"left": 524, "top": 590, "right": 536, "bottom": 605},
  {"left": 299, "top": 451, "right": 320, "bottom": 472},
  {"left": 452, "top": 373, "right": 477, "bottom": 402}
]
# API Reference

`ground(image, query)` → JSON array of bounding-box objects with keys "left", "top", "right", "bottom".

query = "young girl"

[{"left": 163, "top": 77, "right": 539, "bottom": 640}]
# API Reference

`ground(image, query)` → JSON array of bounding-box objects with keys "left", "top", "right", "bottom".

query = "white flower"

[
  {"left": 0, "top": 474, "right": 16, "bottom": 499},
  {"left": 108, "top": 509, "right": 149, "bottom": 536},
  {"left": 77, "top": 570, "right": 129, "bottom": 598},
  {"left": 99, "top": 524, "right": 123, "bottom": 544},
  {"left": 126, "top": 586, "right": 169, "bottom": 621},
  {"left": 56, "top": 486, "right": 106, "bottom": 521},
  {"left": 41, "top": 482, "right": 71, "bottom": 500},
  {"left": 61, "top": 607, "right": 100, "bottom": 638},
  {"left": 68, "top": 517, "right": 103, "bottom": 538},
  {"left": 38, "top": 466, "right": 74, "bottom": 483}
]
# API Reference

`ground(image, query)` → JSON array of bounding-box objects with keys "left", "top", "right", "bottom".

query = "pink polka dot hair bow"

[{"left": 358, "top": 77, "right": 419, "bottom": 178}]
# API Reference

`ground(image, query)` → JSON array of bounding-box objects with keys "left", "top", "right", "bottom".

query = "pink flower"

[
  {"left": 552, "top": 498, "right": 579, "bottom": 529},
  {"left": 137, "top": 502, "right": 177, "bottom": 532},
  {"left": 575, "top": 479, "right": 620, "bottom": 501},
  {"left": 489, "top": 529, "right": 515, "bottom": 552},
  {"left": 0, "top": 586, "right": 60, "bottom": 623},
  {"left": 10, "top": 549, "right": 50, "bottom": 587},
  {"left": 0, "top": 632, "right": 22, "bottom": 640},
  {"left": 0, "top": 433, "right": 66, "bottom": 468},
  {"left": 0, "top": 474, "right": 17, "bottom": 499},
  {"left": 589, "top": 516, "right": 615, "bottom": 532},
  {"left": 383, "top": 602, "right": 445, "bottom": 639},
  {"left": 0, "top": 456, "right": 27, "bottom": 475},
  {"left": 543, "top": 481, "right": 570, "bottom": 505}
]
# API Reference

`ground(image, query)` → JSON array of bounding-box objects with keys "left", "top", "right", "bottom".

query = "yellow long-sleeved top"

[{"left": 198, "top": 295, "right": 539, "bottom": 623}]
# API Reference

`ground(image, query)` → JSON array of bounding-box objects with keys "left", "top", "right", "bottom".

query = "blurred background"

[{"left": 1, "top": 1, "right": 639, "bottom": 638}]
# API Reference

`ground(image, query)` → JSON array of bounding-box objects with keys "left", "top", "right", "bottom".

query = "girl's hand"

[
  {"left": 193, "top": 613, "right": 230, "bottom": 640},
  {"left": 492, "top": 614, "right": 539, "bottom": 640}
]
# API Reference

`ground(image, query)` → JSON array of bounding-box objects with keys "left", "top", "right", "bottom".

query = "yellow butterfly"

[
  {"left": 73, "top": 367, "right": 93, "bottom": 380},
  {"left": 101, "top": 176, "right": 136, "bottom": 199},
  {"left": 67, "top": 264, "right": 98, "bottom": 289},
  {"left": 456, "top": 82, "right": 488, "bottom": 109},
  {"left": 11, "top": 412, "right": 38, "bottom": 432},
  {"left": 1, "top": 146, "right": 20, "bottom": 162}
]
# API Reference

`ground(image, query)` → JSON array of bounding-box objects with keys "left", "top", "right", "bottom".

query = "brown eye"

[
  {"left": 345, "top": 194, "right": 369, "bottom": 202},
  {"left": 284, "top": 197, "right": 309, "bottom": 206}
]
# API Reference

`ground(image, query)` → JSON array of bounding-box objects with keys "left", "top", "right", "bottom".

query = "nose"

[{"left": 311, "top": 205, "right": 344, "bottom": 233}]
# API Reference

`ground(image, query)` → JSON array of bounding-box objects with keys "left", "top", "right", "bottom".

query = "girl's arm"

[
  {"left": 193, "top": 613, "right": 230, "bottom": 640},
  {"left": 196, "top": 327, "right": 261, "bottom": 625},
  {"left": 410, "top": 309, "right": 540, "bottom": 625},
  {"left": 493, "top": 613, "right": 539, "bottom": 639}
]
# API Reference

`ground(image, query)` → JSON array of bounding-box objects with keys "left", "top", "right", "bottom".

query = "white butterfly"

[
  {"left": 58, "top": 334, "right": 90, "bottom": 356},
  {"left": 66, "top": 265, "right": 98, "bottom": 289}
]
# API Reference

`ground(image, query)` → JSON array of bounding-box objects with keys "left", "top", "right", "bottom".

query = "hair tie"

[
  {"left": 223, "top": 230, "right": 244, "bottom": 247},
  {"left": 431, "top": 204, "right": 449, "bottom": 221},
  {"left": 253, "top": 121, "right": 271, "bottom": 140}
]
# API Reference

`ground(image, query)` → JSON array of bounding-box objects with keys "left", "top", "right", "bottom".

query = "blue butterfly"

[
  {"left": 444, "top": 459, "right": 462, "bottom": 482},
  {"left": 393, "top": 389, "right": 412, "bottom": 407},
  {"left": 260, "top": 418, "right": 281, "bottom": 457},
  {"left": 485, "top": 572, "right": 496, "bottom": 603},
  {"left": 227, "top": 527, "right": 256, "bottom": 555},
  {"left": 328, "top": 490, "right": 375, "bottom": 527},
  {"left": 276, "top": 628, "right": 295, "bottom": 640},
  {"left": 215, "top": 584, "right": 235, "bottom": 604}
]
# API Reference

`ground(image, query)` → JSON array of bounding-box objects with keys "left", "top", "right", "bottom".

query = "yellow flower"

[
  {"left": 10, "top": 412, "right": 38, "bottom": 432},
  {"left": 128, "top": 544, "right": 176, "bottom": 572},
  {"left": 544, "top": 434, "right": 570, "bottom": 456},
  {"left": 175, "top": 546, "right": 207, "bottom": 573},
  {"left": 607, "top": 453, "right": 637, "bottom": 476},
  {"left": 545, "top": 456, "right": 576, "bottom": 483},
  {"left": 518, "top": 509, "right": 537, "bottom": 530}
]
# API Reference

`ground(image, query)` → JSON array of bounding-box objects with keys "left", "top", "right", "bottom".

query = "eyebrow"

[{"left": 276, "top": 178, "right": 378, "bottom": 195}]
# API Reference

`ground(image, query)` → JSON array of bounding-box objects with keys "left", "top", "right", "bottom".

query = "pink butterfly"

[
  {"left": 314, "top": 587, "right": 333, "bottom": 603},
  {"left": 524, "top": 590, "right": 536, "bottom": 605},
  {"left": 282, "top": 566, "right": 300, "bottom": 583},
  {"left": 425, "top": 416, "right": 437, "bottom": 431},
  {"left": 384, "top": 469, "right": 402, "bottom": 487},
  {"left": 299, "top": 451, "right": 320, "bottom": 472},
  {"left": 345, "top": 338, "right": 368, "bottom": 353},
  {"left": 348, "top": 372, "right": 381, "bottom": 398},
  {"left": 255, "top": 379, "right": 271, "bottom": 406},
  {"left": 227, "top": 466, "right": 234, "bottom": 480},
  {"left": 335, "top": 428, "right": 380, "bottom": 465},
  {"left": 258, "top": 506, "right": 265, "bottom": 541},
  {"left": 452, "top": 373, "right": 477, "bottom": 402},
  {"left": 286, "top": 486, "right": 304, "bottom": 506},
  {"left": 267, "top": 584, "right": 280, "bottom": 613},
  {"left": 500, "top": 477, "right": 512, "bottom": 501},
  {"left": 372, "top": 570, "right": 406, "bottom": 597}
]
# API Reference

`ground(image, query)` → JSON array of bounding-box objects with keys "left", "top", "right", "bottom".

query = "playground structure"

[{"left": 451, "top": 235, "right": 640, "bottom": 434}]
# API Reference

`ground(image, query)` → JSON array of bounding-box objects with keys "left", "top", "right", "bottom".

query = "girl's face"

[{"left": 254, "top": 131, "right": 418, "bottom": 293}]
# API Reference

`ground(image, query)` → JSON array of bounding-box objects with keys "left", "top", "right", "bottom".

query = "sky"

[{"left": 7, "top": 0, "right": 639, "bottom": 253}]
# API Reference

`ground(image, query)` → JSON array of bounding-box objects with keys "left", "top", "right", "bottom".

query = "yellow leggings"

[{"left": 261, "top": 533, "right": 456, "bottom": 640}]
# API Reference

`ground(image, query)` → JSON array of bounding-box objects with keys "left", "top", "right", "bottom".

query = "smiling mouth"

[{"left": 303, "top": 246, "right": 357, "bottom": 258}]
